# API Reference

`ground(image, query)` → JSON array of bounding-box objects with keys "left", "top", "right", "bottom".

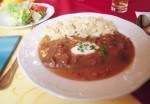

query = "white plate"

[
  {"left": 18, "top": 12, "right": 150, "bottom": 102},
  {"left": 0, "top": 3, "right": 54, "bottom": 29}
]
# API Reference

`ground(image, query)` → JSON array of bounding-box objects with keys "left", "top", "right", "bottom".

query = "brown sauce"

[{"left": 39, "top": 32, "right": 135, "bottom": 81}]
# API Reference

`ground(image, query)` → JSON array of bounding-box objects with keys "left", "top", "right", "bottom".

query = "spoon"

[{"left": 137, "top": 15, "right": 150, "bottom": 35}]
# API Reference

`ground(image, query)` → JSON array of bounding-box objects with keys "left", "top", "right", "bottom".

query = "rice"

[{"left": 45, "top": 16, "right": 117, "bottom": 41}]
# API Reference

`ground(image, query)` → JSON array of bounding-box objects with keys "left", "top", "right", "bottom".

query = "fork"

[{"left": 0, "top": 58, "right": 18, "bottom": 90}]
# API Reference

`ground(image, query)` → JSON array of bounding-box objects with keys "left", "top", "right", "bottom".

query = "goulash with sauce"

[{"left": 39, "top": 16, "right": 135, "bottom": 81}]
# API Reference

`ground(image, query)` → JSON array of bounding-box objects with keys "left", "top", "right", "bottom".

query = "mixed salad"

[{"left": 0, "top": 1, "right": 47, "bottom": 26}]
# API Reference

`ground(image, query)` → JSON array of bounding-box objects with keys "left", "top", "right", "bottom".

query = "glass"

[{"left": 111, "top": 0, "right": 129, "bottom": 13}]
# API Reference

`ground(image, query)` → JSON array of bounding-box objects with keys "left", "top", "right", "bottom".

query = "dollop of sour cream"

[{"left": 71, "top": 42, "right": 99, "bottom": 55}]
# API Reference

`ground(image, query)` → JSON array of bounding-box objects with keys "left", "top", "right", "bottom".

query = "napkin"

[
  {"left": 135, "top": 11, "right": 150, "bottom": 18},
  {"left": 0, "top": 35, "right": 21, "bottom": 73}
]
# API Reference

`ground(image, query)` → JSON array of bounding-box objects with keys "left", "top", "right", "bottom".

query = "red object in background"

[
  {"left": 31, "top": 4, "right": 47, "bottom": 12},
  {"left": 35, "top": 0, "right": 150, "bottom": 23}
]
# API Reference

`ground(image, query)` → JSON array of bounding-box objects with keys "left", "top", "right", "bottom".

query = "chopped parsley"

[
  {"left": 77, "top": 42, "right": 99, "bottom": 53},
  {"left": 111, "top": 39, "right": 117, "bottom": 46},
  {"left": 99, "top": 46, "right": 108, "bottom": 59}
]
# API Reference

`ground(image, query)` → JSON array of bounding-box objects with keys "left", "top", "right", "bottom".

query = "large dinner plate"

[
  {"left": 0, "top": 3, "right": 54, "bottom": 29},
  {"left": 18, "top": 12, "right": 150, "bottom": 101}
]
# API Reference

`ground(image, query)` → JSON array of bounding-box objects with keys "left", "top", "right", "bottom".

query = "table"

[
  {"left": 0, "top": 28, "right": 141, "bottom": 104},
  {"left": 0, "top": 0, "right": 150, "bottom": 104},
  {"left": 36, "top": 0, "right": 150, "bottom": 23}
]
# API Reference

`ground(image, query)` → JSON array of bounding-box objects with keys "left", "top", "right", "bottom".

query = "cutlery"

[
  {"left": 0, "top": 58, "right": 18, "bottom": 90},
  {"left": 137, "top": 15, "right": 150, "bottom": 35}
]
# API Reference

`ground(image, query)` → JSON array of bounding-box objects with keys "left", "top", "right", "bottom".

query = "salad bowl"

[{"left": 0, "top": 3, "right": 55, "bottom": 29}]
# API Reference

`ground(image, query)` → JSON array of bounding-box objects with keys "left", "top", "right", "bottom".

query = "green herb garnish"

[
  {"left": 99, "top": 46, "right": 108, "bottom": 59},
  {"left": 77, "top": 42, "right": 99, "bottom": 53},
  {"left": 90, "top": 45, "right": 96, "bottom": 50},
  {"left": 111, "top": 39, "right": 117, "bottom": 46}
]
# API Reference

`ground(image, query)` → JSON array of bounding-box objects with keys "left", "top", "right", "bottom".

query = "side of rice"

[{"left": 45, "top": 16, "right": 117, "bottom": 41}]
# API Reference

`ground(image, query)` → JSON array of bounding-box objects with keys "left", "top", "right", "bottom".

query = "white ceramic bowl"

[{"left": 18, "top": 12, "right": 150, "bottom": 102}]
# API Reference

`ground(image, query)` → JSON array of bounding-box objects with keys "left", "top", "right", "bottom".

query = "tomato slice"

[{"left": 31, "top": 4, "right": 47, "bottom": 12}]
